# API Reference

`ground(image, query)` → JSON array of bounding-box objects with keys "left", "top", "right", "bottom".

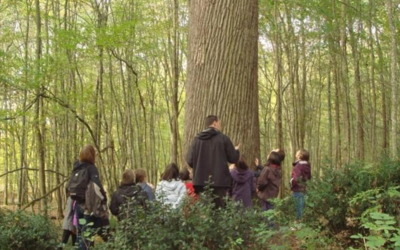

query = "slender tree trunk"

[
  {"left": 3, "top": 87, "right": 8, "bottom": 205},
  {"left": 368, "top": 0, "right": 377, "bottom": 157},
  {"left": 348, "top": 11, "right": 365, "bottom": 161},
  {"left": 19, "top": 0, "right": 31, "bottom": 207},
  {"left": 386, "top": 0, "right": 398, "bottom": 158},
  {"left": 375, "top": 31, "right": 389, "bottom": 151},
  {"left": 340, "top": 1, "right": 351, "bottom": 163},
  {"left": 185, "top": 0, "right": 260, "bottom": 164},
  {"left": 35, "top": 0, "right": 47, "bottom": 214}
]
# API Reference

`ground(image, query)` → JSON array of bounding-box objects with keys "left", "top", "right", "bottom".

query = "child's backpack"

[{"left": 68, "top": 164, "right": 90, "bottom": 201}]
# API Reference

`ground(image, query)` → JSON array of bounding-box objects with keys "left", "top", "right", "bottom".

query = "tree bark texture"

[{"left": 185, "top": 0, "right": 260, "bottom": 165}]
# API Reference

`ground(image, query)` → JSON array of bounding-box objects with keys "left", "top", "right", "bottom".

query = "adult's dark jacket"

[
  {"left": 186, "top": 127, "right": 240, "bottom": 187},
  {"left": 109, "top": 184, "right": 147, "bottom": 221}
]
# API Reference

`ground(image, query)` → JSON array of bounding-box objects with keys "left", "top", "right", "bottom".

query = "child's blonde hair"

[{"left": 296, "top": 149, "right": 310, "bottom": 161}]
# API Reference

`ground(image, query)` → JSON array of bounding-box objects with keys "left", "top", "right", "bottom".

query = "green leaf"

[
  {"left": 365, "top": 236, "right": 386, "bottom": 248},
  {"left": 79, "top": 218, "right": 87, "bottom": 225}
]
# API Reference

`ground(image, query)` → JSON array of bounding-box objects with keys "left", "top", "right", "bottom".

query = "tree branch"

[
  {"left": 0, "top": 167, "right": 67, "bottom": 178},
  {"left": 22, "top": 177, "right": 70, "bottom": 210}
]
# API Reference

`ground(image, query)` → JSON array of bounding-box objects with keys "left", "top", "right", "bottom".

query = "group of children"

[
  {"left": 229, "top": 148, "right": 311, "bottom": 222},
  {"left": 60, "top": 147, "right": 311, "bottom": 249}
]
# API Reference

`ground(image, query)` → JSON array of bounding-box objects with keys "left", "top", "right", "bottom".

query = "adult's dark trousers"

[{"left": 194, "top": 186, "right": 229, "bottom": 209}]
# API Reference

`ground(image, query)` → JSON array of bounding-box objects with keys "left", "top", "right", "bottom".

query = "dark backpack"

[{"left": 68, "top": 164, "right": 90, "bottom": 202}]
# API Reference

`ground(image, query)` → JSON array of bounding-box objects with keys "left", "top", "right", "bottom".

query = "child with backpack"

[
  {"left": 257, "top": 151, "right": 283, "bottom": 211},
  {"left": 155, "top": 163, "right": 186, "bottom": 209},
  {"left": 134, "top": 168, "right": 155, "bottom": 201},
  {"left": 110, "top": 169, "right": 148, "bottom": 221},
  {"left": 68, "top": 145, "right": 108, "bottom": 250},
  {"left": 290, "top": 149, "right": 312, "bottom": 221},
  {"left": 230, "top": 156, "right": 256, "bottom": 208}
]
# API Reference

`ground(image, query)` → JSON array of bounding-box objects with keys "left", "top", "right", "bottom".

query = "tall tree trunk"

[
  {"left": 340, "top": 1, "right": 351, "bottom": 163},
  {"left": 368, "top": 0, "right": 377, "bottom": 157},
  {"left": 386, "top": 0, "right": 398, "bottom": 158},
  {"left": 35, "top": 0, "right": 47, "bottom": 214},
  {"left": 375, "top": 31, "right": 389, "bottom": 151},
  {"left": 19, "top": 0, "right": 31, "bottom": 207},
  {"left": 348, "top": 9, "right": 365, "bottom": 161},
  {"left": 185, "top": 0, "right": 260, "bottom": 164}
]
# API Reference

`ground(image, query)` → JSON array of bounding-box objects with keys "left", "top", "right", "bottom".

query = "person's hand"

[
  {"left": 235, "top": 143, "right": 241, "bottom": 150},
  {"left": 255, "top": 158, "right": 259, "bottom": 166}
]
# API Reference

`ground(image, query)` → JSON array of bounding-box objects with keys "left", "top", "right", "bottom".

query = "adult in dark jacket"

[
  {"left": 186, "top": 115, "right": 240, "bottom": 208},
  {"left": 230, "top": 157, "right": 256, "bottom": 208},
  {"left": 71, "top": 145, "right": 108, "bottom": 250},
  {"left": 110, "top": 169, "right": 147, "bottom": 221}
]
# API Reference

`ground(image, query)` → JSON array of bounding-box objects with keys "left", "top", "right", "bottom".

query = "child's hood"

[
  {"left": 158, "top": 179, "right": 183, "bottom": 191},
  {"left": 230, "top": 168, "right": 254, "bottom": 184}
]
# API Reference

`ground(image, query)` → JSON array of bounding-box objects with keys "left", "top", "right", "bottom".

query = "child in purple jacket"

[
  {"left": 230, "top": 157, "right": 256, "bottom": 208},
  {"left": 291, "top": 149, "right": 312, "bottom": 221}
]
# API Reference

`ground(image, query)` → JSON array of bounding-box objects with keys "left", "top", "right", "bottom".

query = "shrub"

[
  {"left": 299, "top": 159, "right": 400, "bottom": 233},
  {"left": 96, "top": 187, "right": 273, "bottom": 250},
  {"left": 0, "top": 209, "right": 58, "bottom": 250}
]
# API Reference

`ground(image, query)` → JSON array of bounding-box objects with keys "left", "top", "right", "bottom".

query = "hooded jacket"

[
  {"left": 109, "top": 184, "right": 147, "bottom": 221},
  {"left": 290, "top": 160, "right": 312, "bottom": 192},
  {"left": 155, "top": 179, "right": 186, "bottom": 209},
  {"left": 257, "top": 164, "right": 282, "bottom": 200},
  {"left": 230, "top": 168, "right": 256, "bottom": 208},
  {"left": 186, "top": 127, "right": 240, "bottom": 187}
]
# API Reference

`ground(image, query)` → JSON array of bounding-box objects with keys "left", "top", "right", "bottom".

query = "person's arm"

[
  {"left": 225, "top": 136, "right": 240, "bottom": 163},
  {"left": 257, "top": 167, "right": 269, "bottom": 191},
  {"left": 251, "top": 173, "right": 256, "bottom": 194},
  {"left": 109, "top": 192, "right": 119, "bottom": 216},
  {"left": 146, "top": 185, "right": 156, "bottom": 201},
  {"left": 186, "top": 139, "right": 196, "bottom": 168},
  {"left": 88, "top": 165, "right": 107, "bottom": 202},
  {"left": 290, "top": 165, "right": 301, "bottom": 188},
  {"left": 176, "top": 182, "right": 187, "bottom": 206}
]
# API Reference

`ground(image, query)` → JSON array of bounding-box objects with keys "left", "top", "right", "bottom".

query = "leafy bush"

[
  {"left": 350, "top": 212, "right": 400, "bottom": 250},
  {"left": 96, "top": 187, "right": 274, "bottom": 250},
  {"left": 299, "top": 159, "right": 400, "bottom": 233},
  {"left": 0, "top": 209, "right": 58, "bottom": 250}
]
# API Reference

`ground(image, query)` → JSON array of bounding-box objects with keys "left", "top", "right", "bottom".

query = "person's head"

[
  {"left": 296, "top": 149, "right": 310, "bottom": 161},
  {"left": 272, "top": 148, "right": 286, "bottom": 162},
  {"left": 235, "top": 156, "right": 249, "bottom": 170},
  {"left": 205, "top": 115, "right": 221, "bottom": 130},
  {"left": 79, "top": 145, "right": 96, "bottom": 164},
  {"left": 179, "top": 168, "right": 191, "bottom": 181},
  {"left": 135, "top": 168, "right": 147, "bottom": 183},
  {"left": 266, "top": 151, "right": 281, "bottom": 166},
  {"left": 121, "top": 169, "right": 135, "bottom": 185},
  {"left": 161, "top": 163, "right": 180, "bottom": 181}
]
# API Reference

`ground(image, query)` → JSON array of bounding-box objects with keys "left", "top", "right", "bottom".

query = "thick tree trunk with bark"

[{"left": 185, "top": 0, "right": 260, "bottom": 165}]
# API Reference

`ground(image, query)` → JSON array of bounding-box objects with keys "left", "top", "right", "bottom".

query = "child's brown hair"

[{"left": 296, "top": 149, "right": 310, "bottom": 161}]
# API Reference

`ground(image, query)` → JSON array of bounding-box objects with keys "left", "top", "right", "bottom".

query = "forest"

[{"left": 0, "top": 0, "right": 400, "bottom": 249}]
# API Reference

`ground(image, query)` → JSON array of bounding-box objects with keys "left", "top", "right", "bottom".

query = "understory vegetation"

[{"left": 1, "top": 159, "right": 399, "bottom": 250}]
